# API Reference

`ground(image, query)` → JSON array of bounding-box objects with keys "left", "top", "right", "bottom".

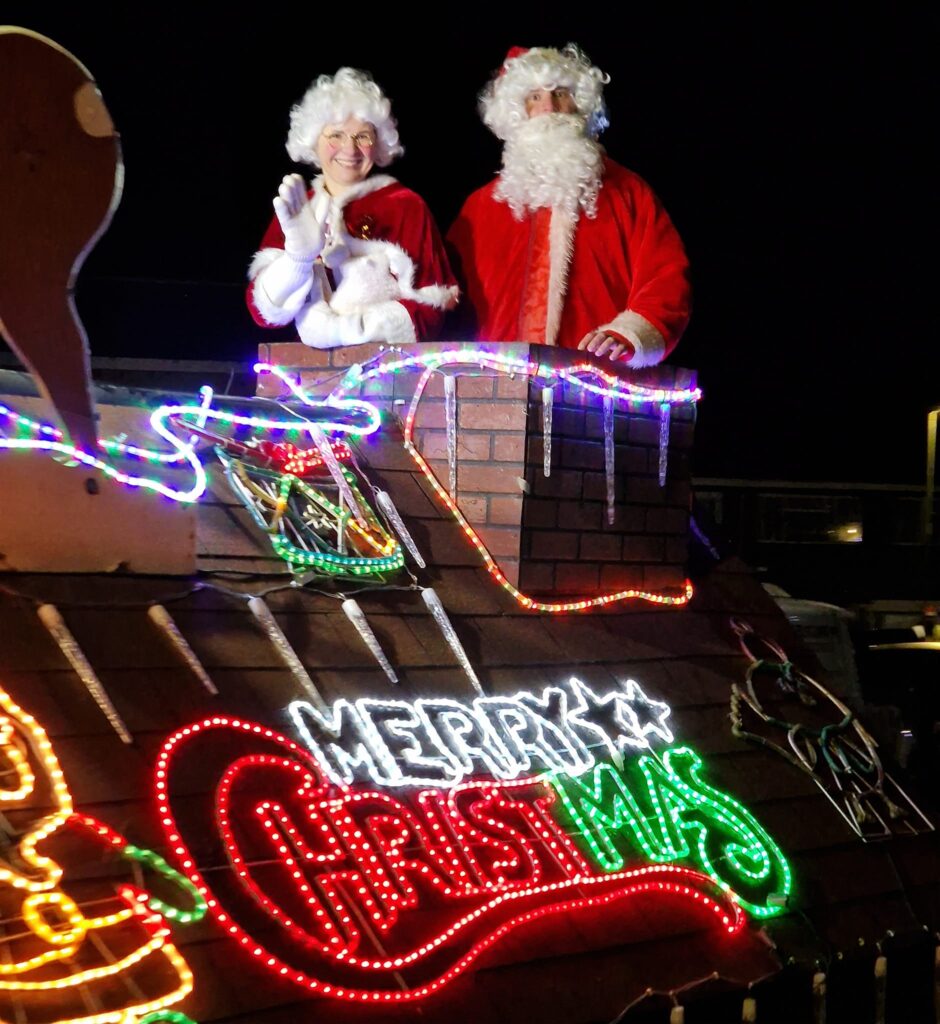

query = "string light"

[
  {"left": 549, "top": 745, "right": 792, "bottom": 917},
  {"left": 0, "top": 686, "right": 196, "bottom": 1020},
  {"left": 154, "top": 714, "right": 754, "bottom": 1003},
  {"left": 287, "top": 676, "right": 673, "bottom": 789}
]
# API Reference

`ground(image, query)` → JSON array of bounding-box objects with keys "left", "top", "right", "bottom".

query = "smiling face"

[{"left": 316, "top": 116, "right": 376, "bottom": 195}]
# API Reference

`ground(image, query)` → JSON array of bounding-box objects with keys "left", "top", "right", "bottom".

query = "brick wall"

[{"left": 256, "top": 341, "right": 696, "bottom": 600}]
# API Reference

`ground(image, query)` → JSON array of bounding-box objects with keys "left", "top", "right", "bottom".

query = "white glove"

[
  {"left": 296, "top": 301, "right": 366, "bottom": 349},
  {"left": 273, "top": 174, "right": 325, "bottom": 261}
]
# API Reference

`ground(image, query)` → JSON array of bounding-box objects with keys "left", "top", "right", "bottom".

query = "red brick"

[
  {"left": 651, "top": 507, "right": 689, "bottom": 534},
  {"left": 583, "top": 471, "right": 624, "bottom": 503},
  {"left": 622, "top": 535, "right": 665, "bottom": 562},
  {"left": 518, "top": 561, "right": 555, "bottom": 593},
  {"left": 496, "top": 375, "right": 530, "bottom": 400},
  {"left": 612, "top": 505, "right": 648, "bottom": 531},
  {"left": 643, "top": 564, "right": 687, "bottom": 592},
  {"left": 555, "top": 562, "right": 601, "bottom": 594},
  {"left": 458, "top": 376, "right": 496, "bottom": 398},
  {"left": 579, "top": 533, "right": 623, "bottom": 561},
  {"left": 489, "top": 496, "right": 523, "bottom": 525},
  {"left": 665, "top": 536, "right": 690, "bottom": 564},
  {"left": 585, "top": 409, "right": 630, "bottom": 442},
  {"left": 476, "top": 525, "right": 521, "bottom": 558},
  {"left": 493, "top": 433, "right": 527, "bottom": 462},
  {"left": 529, "top": 531, "right": 579, "bottom": 560},
  {"left": 600, "top": 563, "right": 645, "bottom": 590},
  {"left": 457, "top": 495, "right": 488, "bottom": 523},
  {"left": 552, "top": 408, "right": 586, "bottom": 436},
  {"left": 358, "top": 377, "right": 395, "bottom": 399},
  {"left": 531, "top": 467, "right": 583, "bottom": 498},
  {"left": 458, "top": 464, "right": 527, "bottom": 494},
  {"left": 265, "top": 342, "right": 329, "bottom": 367},
  {"left": 628, "top": 415, "right": 663, "bottom": 446},
  {"left": 561, "top": 439, "right": 605, "bottom": 471},
  {"left": 522, "top": 497, "right": 558, "bottom": 527},
  {"left": 557, "top": 501, "right": 604, "bottom": 531},
  {"left": 414, "top": 401, "right": 447, "bottom": 429},
  {"left": 459, "top": 402, "right": 528, "bottom": 431},
  {"left": 422, "top": 375, "right": 446, "bottom": 399},
  {"left": 500, "top": 558, "right": 520, "bottom": 587},
  {"left": 417, "top": 431, "right": 491, "bottom": 461}
]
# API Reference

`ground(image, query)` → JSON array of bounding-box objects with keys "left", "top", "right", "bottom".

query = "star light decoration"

[{"left": 566, "top": 678, "right": 674, "bottom": 763}]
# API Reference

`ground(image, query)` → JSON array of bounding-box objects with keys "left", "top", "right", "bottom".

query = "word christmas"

[{"left": 287, "top": 677, "right": 674, "bottom": 787}]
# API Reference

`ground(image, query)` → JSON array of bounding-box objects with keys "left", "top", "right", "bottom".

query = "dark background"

[{"left": 2, "top": 7, "right": 936, "bottom": 482}]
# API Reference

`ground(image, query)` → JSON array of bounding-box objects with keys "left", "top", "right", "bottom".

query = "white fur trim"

[
  {"left": 309, "top": 173, "right": 396, "bottom": 211},
  {"left": 545, "top": 208, "right": 577, "bottom": 346},
  {"left": 249, "top": 250, "right": 316, "bottom": 326},
  {"left": 248, "top": 247, "right": 284, "bottom": 282},
  {"left": 361, "top": 301, "right": 416, "bottom": 345},
  {"left": 599, "top": 310, "right": 667, "bottom": 367}
]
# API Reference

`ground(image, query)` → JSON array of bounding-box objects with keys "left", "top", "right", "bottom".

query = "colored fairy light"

[
  {"left": 421, "top": 588, "right": 484, "bottom": 696},
  {"left": 155, "top": 713, "right": 746, "bottom": 1004},
  {"left": 247, "top": 596, "right": 328, "bottom": 710},
  {"left": 36, "top": 603, "right": 133, "bottom": 744},
  {"left": 148, "top": 604, "right": 218, "bottom": 695},
  {"left": 286, "top": 676, "right": 672, "bottom": 789},
  {"left": 341, "top": 599, "right": 399, "bottom": 684}
]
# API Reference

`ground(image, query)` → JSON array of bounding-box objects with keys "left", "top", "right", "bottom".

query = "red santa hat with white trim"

[{"left": 479, "top": 44, "right": 610, "bottom": 141}]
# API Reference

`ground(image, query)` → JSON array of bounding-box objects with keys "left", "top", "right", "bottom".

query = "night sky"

[{"left": 2, "top": 8, "right": 936, "bottom": 483}]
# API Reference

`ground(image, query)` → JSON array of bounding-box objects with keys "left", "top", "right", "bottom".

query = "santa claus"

[
  {"left": 447, "top": 45, "right": 691, "bottom": 365},
  {"left": 247, "top": 67, "right": 457, "bottom": 348}
]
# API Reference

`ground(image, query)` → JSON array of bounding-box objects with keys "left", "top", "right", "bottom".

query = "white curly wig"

[
  {"left": 480, "top": 44, "right": 610, "bottom": 141},
  {"left": 286, "top": 67, "right": 403, "bottom": 168}
]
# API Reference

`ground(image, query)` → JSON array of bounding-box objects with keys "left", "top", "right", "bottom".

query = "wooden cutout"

[{"left": 0, "top": 27, "right": 123, "bottom": 453}]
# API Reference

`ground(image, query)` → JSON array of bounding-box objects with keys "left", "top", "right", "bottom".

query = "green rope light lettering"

[{"left": 550, "top": 745, "right": 792, "bottom": 917}]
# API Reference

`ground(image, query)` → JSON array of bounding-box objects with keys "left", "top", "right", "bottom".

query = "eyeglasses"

[{"left": 321, "top": 130, "right": 376, "bottom": 150}]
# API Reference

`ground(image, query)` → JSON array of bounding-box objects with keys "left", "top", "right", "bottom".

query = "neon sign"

[
  {"left": 287, "top": 677, "right": 674, "bottom": 788},
  {"left": 155, "top": 704, "right": 790, "bottom": 1003}
]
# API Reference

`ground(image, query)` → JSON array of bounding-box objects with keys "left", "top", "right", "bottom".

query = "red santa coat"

[
  {"left": 247, "top": 175, "right": 456, "bottom": 343},
  {"left": 447, "top": 158, "right": 691, "bottom": 365}
]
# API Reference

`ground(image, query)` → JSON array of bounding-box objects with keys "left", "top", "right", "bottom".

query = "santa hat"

[
  {"left": 479, "top": 44, "right": 610, "bottom": 141},
  {"left": 286, "top": 67, "right": 403, "bottom": 168}
]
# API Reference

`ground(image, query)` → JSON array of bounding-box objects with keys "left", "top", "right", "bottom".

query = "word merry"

[{"left": 287, "top": 678, "right": 673, "bottom": 788}]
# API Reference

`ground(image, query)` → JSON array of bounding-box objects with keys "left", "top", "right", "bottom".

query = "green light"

[
  {"left": 549, "top": 745, "right": 792, "bottom": 917},
  {"left": 123, "top": 845, "right": 208, "bottom": 925}
]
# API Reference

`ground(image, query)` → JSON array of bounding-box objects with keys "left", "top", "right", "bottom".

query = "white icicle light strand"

[
  {"left": 147, "top": 604, "right": 219, "bottom": 694},
  {"left": 541, "top": 386, "right": 553, "bottom": 477},
  {"left": 444, "top": 374, "right": 458, "bottom": 500},
  {"left": 604, "top": 395, "right": 615, "bottom": 525},
  {"left": 375, "top": 489, "right": 426, "bottom": 568},
  {"left": 421, "top": 588, "right": 484, "bottom": 696},
  {"left": 308, "top": 423, "right": 367, "bottom": 527},
  {"left": 341, "top": 598, "right": 398, "bottom": 684},
  {"left": 659, "top": 401, "right": 671, "bottom": 487},
  {"left": 247, "top": 596, "right": 328, "bottom": 711},
  {"left": 36, "top": 604, "right": 133, "bottom": 744}
]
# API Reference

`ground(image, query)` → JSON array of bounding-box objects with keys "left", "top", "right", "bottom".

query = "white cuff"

[
  {"left": 598, "top": 310, "right": 666, "bottom": 367},
  {"left": 250, "top": 251, "right": 317, "bottom": 326}
]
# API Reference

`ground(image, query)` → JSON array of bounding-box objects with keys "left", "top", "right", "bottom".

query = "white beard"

[{"left": 495, "top": 114, "right": 604, "bottom": 220}]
